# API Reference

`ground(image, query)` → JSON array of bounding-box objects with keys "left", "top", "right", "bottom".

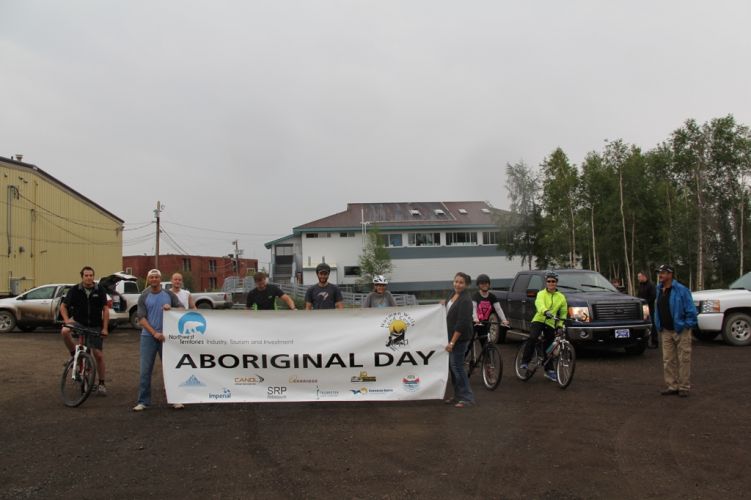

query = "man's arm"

[
  {"left": 101, "top": 303, "right": 109, "bottom": 335},
  {"left": 280, "top": 293, "right": 297, "bottom": 310},
  {"left": 187, "top": 292, "right": 196, "bottom": 310},
  {"left": 60, "top": 302, "right": 71, "bottom": 324}
]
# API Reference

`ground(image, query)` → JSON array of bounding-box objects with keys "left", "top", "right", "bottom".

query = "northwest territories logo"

[
  {"left": 380, "top": 312, "right": 416, "bottom": 351},
  {"left": 180, "top": 374, "right": 207, "bottom": 387},
  {"left": 402, "top": 375, "right": 421, "bottom": 392},
  {"left": 178, "top": 312, "right": 207, "bottom": 335}
]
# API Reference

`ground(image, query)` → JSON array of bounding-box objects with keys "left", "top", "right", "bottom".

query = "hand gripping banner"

[{"left": 163, "top": 305, "right": 449, "bottom": 403}]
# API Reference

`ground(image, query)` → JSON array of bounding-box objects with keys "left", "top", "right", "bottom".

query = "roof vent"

[
  {"left": 409, "top": 209, "right": 421, "bottom": 216},
  {"left": 481, "top": 208, "right": 491, "bottom": 214},
  {"left": 458, "top": 208, "right": 468, "bottom": 214},
  {"left": 434, "top": 209, "right": 445, "bottom": 216}
]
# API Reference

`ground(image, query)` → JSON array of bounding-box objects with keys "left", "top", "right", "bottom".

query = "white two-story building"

[{"left": 265, "top": 201, "right": 527, "bottom": 292}]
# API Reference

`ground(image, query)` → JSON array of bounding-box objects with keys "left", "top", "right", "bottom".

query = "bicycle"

[
  {"left": 60, "top": 323, "right": 101, "bottom": 407},
  {"left": 513, "top": 315, "right": 576, "bottom": 389},
  {"left": 464, "top": 322, "right": 503, "bottom": 390}
]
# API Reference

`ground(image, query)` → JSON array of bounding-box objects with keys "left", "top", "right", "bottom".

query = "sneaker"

[
  {"left": 454, "top": 400, "right": 474, "bottom": 408},
  {"left": 132, "top": 403, "right": 147, "bottom": 412},
  {"left": 172, "top": 403, "right": 185, "bottom": 409},
  {"left": 544, "top": 370, "right": 558, "bottom": 382},
  {"left": 96, "top": 385, "right": 108, "bottom": 397},
  {"left": 660, "top": 388, "right": 679, "bottom": 396}
]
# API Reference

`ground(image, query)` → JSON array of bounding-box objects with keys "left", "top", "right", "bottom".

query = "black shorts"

[{"left": 69, "top": 322, "right": 104, "bottom": 351}]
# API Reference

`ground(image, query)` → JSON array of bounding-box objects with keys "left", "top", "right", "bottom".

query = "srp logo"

[{"left": 178, "top": 312, "right": 207, "bottom": 335}]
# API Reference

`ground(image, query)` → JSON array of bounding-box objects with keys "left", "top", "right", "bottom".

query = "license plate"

[{"left": 615, "top": 329, "right": 630, "bottom": 339}]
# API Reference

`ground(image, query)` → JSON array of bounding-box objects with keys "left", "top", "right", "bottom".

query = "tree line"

[{"left": 498, "top": 115, "right": 751, "bottom": 293}]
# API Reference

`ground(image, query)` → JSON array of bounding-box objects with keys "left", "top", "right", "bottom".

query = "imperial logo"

[
  {"left": 208, "top": 388, "right": 231, "bottom": 400},
  {"left": 180, "top": 374, "right": 207, "bottom": 387},
  {"left": 178, "top": 312, "right": 207, "bottom": 335}
]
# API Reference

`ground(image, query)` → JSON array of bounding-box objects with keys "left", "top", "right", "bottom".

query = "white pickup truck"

[
  {"left": 161, "top": 282, "right": 232, "bottom": 310},
  {"left": 692, "top": 272, "right": 751, "bottom": 346}
]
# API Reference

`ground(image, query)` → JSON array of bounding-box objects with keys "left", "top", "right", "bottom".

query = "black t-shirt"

[
  {"left": 304, "top": 283, "right": 343, "bottom": 310},
  {"left": 62, "top": 283, "right": 108, "bottom": 327},
  {"left": 657, "top": 286, "right": 674, "bottom": 331},
  {"left": 472, "top": 291, "right": 499, "bottom": 322},
  {"left": 246, "top": 285, "right": 285, "bottom": 310}
]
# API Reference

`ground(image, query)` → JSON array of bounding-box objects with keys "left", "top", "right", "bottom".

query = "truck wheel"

[
  {"left": 624, "top": 343, "right": 646, "bottom": 355},
  {"left": 196, "top": 301, "right": 212, "bottom": 309},
  {"left": 0, "top": 311, "right": 17, "bottom": 333},
  {"left": 694, "top": 330, "right": 718, "bottom": 342},
  {"left": 129, "top": 310, "right": 140, "bottom": 330},
  {"left": 722, "top": 313, "right": 751, "bottom": 346}
]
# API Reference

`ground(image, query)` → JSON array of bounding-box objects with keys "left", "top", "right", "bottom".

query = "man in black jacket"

[
  {"left": 60, "top": 266, "right": 110, "bottom": 395},
  {"left": 637, "top": 271, "right": 657, "bottom": 348}
]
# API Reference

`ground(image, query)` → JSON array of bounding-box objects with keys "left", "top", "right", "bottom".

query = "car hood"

[
  {"left": 560, "top": 290, "right": 645, "bottom": 306},
  {"left": 692, "top": 288, "right": 751, "bottom": 301}
]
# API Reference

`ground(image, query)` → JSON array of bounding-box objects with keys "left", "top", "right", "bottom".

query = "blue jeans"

[
  {"left": 137, "top": 335, "right": 163, "bottom": 406},
  {"left": 449, "top": 340, "right": 475, "bottom": 403}
]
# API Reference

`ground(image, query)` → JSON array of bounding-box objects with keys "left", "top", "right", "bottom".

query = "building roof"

[
  {"left": 293, "top": 201, "right": 505, "bottom": 233},
  {"left": 0, "top": 156, "right": 124, "bottom": 224}
]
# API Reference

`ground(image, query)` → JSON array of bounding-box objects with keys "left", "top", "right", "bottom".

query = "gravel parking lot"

[{"left": 1, "top": 328, "right": 749, "bottom": 499}]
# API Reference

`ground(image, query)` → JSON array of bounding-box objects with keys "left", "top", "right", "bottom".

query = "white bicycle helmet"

[{"left": 372, "top": 275, "right": 388, "bottom": 285}]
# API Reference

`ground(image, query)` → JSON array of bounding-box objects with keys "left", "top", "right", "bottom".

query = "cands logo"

[
  {"left": 380, "top": 312, "right": 416, "bottom": 351},
  {"left": 178, "top": 312, "right": 207, "bottom": 335}
]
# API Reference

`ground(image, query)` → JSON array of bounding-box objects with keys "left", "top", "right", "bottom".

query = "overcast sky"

[{"left": 2, "top": 1, "right": 749, "bottom": 269}]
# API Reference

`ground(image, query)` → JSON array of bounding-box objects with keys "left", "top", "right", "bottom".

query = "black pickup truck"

[{"left": 496, "top": 269, "right": 652, "bottom": 354}]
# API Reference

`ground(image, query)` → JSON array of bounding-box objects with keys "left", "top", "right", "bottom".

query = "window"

[
  {"left": 208, "top": 277, "right": 217, "bottom": 289},
  {"left": 344, "top": 266, "right": 361, "bottom": 277},
  {"left": 409, "top": 209, "right": 421, "bottom": 217},
  {"left": 123, "top": 282, "right": 139, "bottom": 294},
  {"left": 481, "top": 208, "right": 491, "bottom": 214},
  {"left": 379, "top": 233, "right": 403, "bottom": 247},
  {"left": 434, "top": 209, "right": 445, "bottom": 216},
  {"left": 408, "top": 232, "right": 441, "bottom": 247},
  {"left": 458, "top": 208, "right": 468, "bottom": 215},
  {"left": 182, "top": 258, "right": 192, "bottom": 272},
  {"left": 306, "top": 233, "right": 319, "bottom": 238},
  {"left": 339, "top": 232, "right": 355, "bottom": 238},
  {"left": 276, "top": 245, "right": 293, "bottom": 256},
  {"left": 25, "top": 286, "right": 55, "bottom": 300},
  {"left": 208, "top": 259, "right": 217, "bottom": 272},
  {"left": 125, "top": 267, "right": 133, "bottom": 274},
  {"left": 446, "top": 232, "right": 478, "bottom": 246},
  {"left": 482, "top": 231, "right": 501, "bottom": 245},
  {"left": 528, "top": 274, "right": 544, "bottom": 291}
]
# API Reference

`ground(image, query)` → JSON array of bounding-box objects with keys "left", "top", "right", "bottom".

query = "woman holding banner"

[{"left": 444, "top": 272, "right": 475, "bottom": 408}]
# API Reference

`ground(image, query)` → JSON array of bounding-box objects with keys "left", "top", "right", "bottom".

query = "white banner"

[{"left": 163, "top": 304, "right": 449, "bottom": 403}]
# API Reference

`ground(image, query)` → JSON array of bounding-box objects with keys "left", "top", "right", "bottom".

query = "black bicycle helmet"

[
  {"left": 476, "top": 274, "right": 491, "bottom": 285},
  {"left": 315, "top": 262, "right": 331, "bottom": 273}
]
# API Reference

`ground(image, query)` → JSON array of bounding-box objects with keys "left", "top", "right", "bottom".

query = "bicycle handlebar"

[{"left": 64, "top": 323, "right": 102, "bottom": 338}]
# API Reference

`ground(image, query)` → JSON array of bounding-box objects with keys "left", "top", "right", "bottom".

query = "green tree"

[
  {"left": 538, "top": 148, "right": 580, "bottom": 268},
  {"left": 358, "top": 227, "right": 393, "bottom": 286},
  {"left": 498, "top": 160, "right": 540, "bottom": 269}
]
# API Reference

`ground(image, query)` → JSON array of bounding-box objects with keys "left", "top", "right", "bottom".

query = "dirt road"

[{"left": 1, "top": 329, "right": 748, "bottom": 499}]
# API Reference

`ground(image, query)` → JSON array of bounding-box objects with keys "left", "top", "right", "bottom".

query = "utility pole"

[
  {"left": 232, "top": 240, "right": 241, "bottom": 275},
  {"left": 154, "top": 201, "right": 164, "bottom": 269}
]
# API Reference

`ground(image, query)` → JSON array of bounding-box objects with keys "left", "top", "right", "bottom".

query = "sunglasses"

[
  {"left": 546, "top": 280, "right": 557, "bottom": 283},
  {"left": 318, "top": 271, "right": 329, "bottom": 275}
]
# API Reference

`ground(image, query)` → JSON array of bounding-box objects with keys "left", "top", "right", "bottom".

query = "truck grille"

[{"left": 592, "top": 302, "right": 641, "bottom": 321}]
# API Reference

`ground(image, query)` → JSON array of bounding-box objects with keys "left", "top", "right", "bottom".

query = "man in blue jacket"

[{"left": 654, "top": 264, "right": 698, "bottom": 397}]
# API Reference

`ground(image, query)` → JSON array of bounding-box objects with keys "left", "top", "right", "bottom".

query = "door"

[
  {"left": 507, "top": 274, "right": 531, "bottom": 330},
  {"left": 523, "top": 274, "right": 545, "bottom": 330},
  {"left": 15, "top": 285, "right": 59, "bottom": 322}
]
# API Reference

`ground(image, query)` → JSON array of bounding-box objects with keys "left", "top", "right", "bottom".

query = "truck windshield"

[
  {"left": 729, "top": 272, "right": 751, "bottom": 290},
  {"left": 558, "top": 272, "right": 618, "bottom": 293}
]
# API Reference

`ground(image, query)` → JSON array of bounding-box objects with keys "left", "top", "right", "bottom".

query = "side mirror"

[{"left": 526, "top": 289, "right": 538, "bottom": 298}]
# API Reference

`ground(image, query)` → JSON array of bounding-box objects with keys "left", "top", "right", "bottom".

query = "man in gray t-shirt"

[{"left": 305, "top": 263, "right": 344, "bottom": 310}]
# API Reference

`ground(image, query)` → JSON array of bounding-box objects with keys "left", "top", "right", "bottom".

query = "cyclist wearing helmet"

[
  {"left": 305, "top": 262, "right": 344, "bottom": 310},
  {"left": 520, "top": 271, "right": 567, "bottom": 382},
  {"left": 472, "top": 274, "right": 509, "bottom": 346},
  {"left": 362, "top": 275, "right": 397, "bottom": 308}
]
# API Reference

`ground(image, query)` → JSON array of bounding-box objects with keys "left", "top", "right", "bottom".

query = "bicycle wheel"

[
  {"left": 481, "top": 344, "right": 503, "bottom": 390},
  {"left": 514, "top": 341, "right": 538, "bottom": 381},
  {"left": 60, "top": 352, "right": 97, "bottom": 407},
  {"left": 555, "top": 342, "right": 576, "bottom": 389},
  {"left": 464, "top": 338, "right": 482, "bottom": 377}
]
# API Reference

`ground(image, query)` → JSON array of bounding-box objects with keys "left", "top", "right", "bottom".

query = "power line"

[{"left": 162, "top": 220, "right": 283, "bottom": 237}]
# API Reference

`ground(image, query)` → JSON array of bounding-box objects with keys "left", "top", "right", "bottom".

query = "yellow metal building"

[{"left": 0, "top": 156, "right": 123, "bottom": 295}]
